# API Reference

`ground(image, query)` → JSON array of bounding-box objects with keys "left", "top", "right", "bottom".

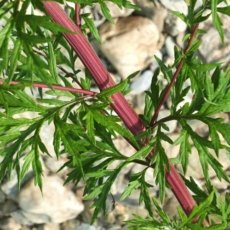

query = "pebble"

[
  {"left": 160, "top": 0, "right": 188, "bottom": 14},
  {"left": 165, "top": 14, "right": 187, "bottom": 37},
  {"left": 200, "top": 27, "right": 230, "bottom": 63},
  {"left": 165, "top": 36, "right": 175, "bottom": 59},
  {"left": 17, "top": 176, "right": 84, "bottom": 224},
  {"left": 134, "top": 0, "right": 167, "bottom": 32},
  {"left": 130, "top": 70, "right": 154, "bottom": 95},
  {"left": 0, "top": 217, "right": 22, "bottom": 230},
  {"left": 79, "top": 223, "right": 96, "bottom": 230},
  {"left": 99, "top": 16, "right": 162, "bottom": 78}
]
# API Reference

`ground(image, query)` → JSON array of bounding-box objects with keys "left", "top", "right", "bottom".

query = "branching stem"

[
  {"left": 43, "top": 1, "right": 198, "bottom": 220},
  {"left": 0, "top": 80, "right": 96, "bottom": 96},
  {"left": 150, "top": 24, "right": 199, "bottom": 126}
]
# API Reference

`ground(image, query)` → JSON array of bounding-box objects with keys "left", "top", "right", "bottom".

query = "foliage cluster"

[{"left": 0, "top": 0, "right": 230, "bottom": 229}]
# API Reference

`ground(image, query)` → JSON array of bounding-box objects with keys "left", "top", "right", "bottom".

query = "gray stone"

[
  {"left": 165, "top": 14, "right": 187, "bottom": 37},
  {"left": 160, "top": 0, "right": 188, "bottom": 14},
  {"left": 0, "top": 217, "right": 21, "bottom": 230},
  {"left": 61, "top": 219, "right": 81, "bottom": 230},
  {"left": 99, "top": 16, "right": 162, "bottom": 78},
  {"left": 1, "top": 173, "right": 20, "bottom": 201},
  {"left": 0, "top": 189, "right": 6, "bottom": 203},
  {"left": 40, "top": 122, "right": 55, "bottom": 156},
  {"left": 165, "top": 36, "right": 175, "bottom": 59},
  {"left": 11, "top": 210, "right": 48, "bottom": 226},
  {"left": 134, "top": 0, "right": 167, "bottom": 32},
  {"left": 42, "top": 223, "right": 60, "bottom": 230},
  {"left": 2, "top": 200, "right": 18, "bottom": 214},
  {"left": 79, "top": 223, "right": 96, "bottom": 230},
  {"left": 130, "top": 70, "right": 153, "bottom": 95},
  {"left": 17, "top": 176, "right": 84, "bottom": 224},
  {"left": 186, "top": 147, "right": 206, "bottom": 179},
  {"left": 199, "top": 24, "right": 230, "bottom": 64},
  {"left": 44, "top": 156, "right": 67, "bottom": 175}
]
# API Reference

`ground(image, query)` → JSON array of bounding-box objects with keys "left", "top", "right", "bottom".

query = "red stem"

[
  {"left": 0, "top": 80, "right": 96, "bottom": 96},
  {"left": 75, "top": 3, "right": 81, "bottom": 27},
  {"left": 43, "top": 1, "right": 197, "bottom": 216},
  {"left": 43, "top": 1, "right": 145, "bottom": 135}
]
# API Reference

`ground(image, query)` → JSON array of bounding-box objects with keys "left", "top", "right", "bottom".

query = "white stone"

[
  {"left": 79, "top": 223, "right": 96, "bottom": 230},
  {"left": 160, "top": 0, "right": 188, "bottom": 14},
  {"left": 17, "top": 176, "right": 84, "bottom": 224},
  {"left": 0, "top": 217, "right": 22, "bottom": 230},
  {"left": 40, "top": 122, "right": 55, "bottom": 156},
  {"left": 1, "top": 172, "right": 20, "bottom": 201},
  {"left": 165, "top": 14, "right": 187, "bottom": 36},
  {"left": 134, "top": 0, "right": 167, "bottom": 32},
  {"left": 199, "top": 26, "right": 230, "bottom": 63},
  {"left": 165, "top": 36, "right": 175, "bottom": 59},
  {"left": 130, "top": 70, "right": 153, "bottom": 94},
  {"left": 99, "top": 16, "right": 162, "bottom": 78},
  {"left": 104, "top": 1, "right": 134, "bottom": 18}
]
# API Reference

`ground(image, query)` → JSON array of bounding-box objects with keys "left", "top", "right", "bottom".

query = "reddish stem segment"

[
  {"left": 43, "top": 1, "right": 145, "bottom": 135},
  {"left": 75, "top": 3, "right": 81, "bottom": 27},
  {"left": 0, "top": 80, "right": 96, "bottom": 96},
  {"left": 166, "top": 165, "right": 196, "bottom": 214},
  {"left": 43, "top": 1, "right": 196, "bottom": 216}
]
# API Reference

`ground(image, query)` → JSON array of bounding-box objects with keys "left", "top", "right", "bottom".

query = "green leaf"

[
  {"left": 92, "top": 162, "right": 126, "bottom": 222},
  {"left": 120, "top": 180, "right": 140, "bottom": 200},
  {"left": 84, "top": 111, "right": 95, "bottom": 143},
  {"left": 8, "top": 39, "right": 21, "bottom": 82},
  {"left": 48, "top": 42, "right": 59, "bottom": 83},
  {"left": 54, "top": 116, "right": 84, "bottom": 177},
  {"left": 98, "top": 0, "right": 113, "bottom": 21},
  {"left": 0, "top": 35, "right": 10, "bottom": 73},
  {"left": 154, "top": 142, "right": 168, "bottom": 202},
  {"left": 211, "top": 0, "right": 224, "bottom": 42},
  {"left": 84, "top": 184, "right": 104, "bottom": 200},
  {"left": 23, "top": 15, "right": 71, "bottom": 33},
  {"left": 171, "top": 11, "right": 188, "bottom": 24},
  {"left": 193, "top": 139, "right": 209, "bottom": 181},
  {"left": 176, "top": 130, "right": 191, "bottom": 174},
  {"left": 97, "top": 71, "right": 139, "bottom": 98},
  {"left": 209, "top": 124, "right": 221, "bottom": 154},
  {"left": 97, "top": 81, "right": 128, "bottom": 98},
  {"left": 126, "top": 139, "right": 155, "bottom": 162},
  {"left": 93, "top": 111, "right": 139, "bottom": 149},
  {"left": 32, "top": 137, "right": 43, "bottom": 191},
  {"left": 152, "top": 197, "right": 171, "bottom": 224},
  {"left": 0, "top": 20, "right": 11, "bottom": 47},
  {"left": 155, "top": 56, "right": 172, "bottom": 82},
  {"left": 20, "top": 33, "right": 52, "bottom": 44},
  {"left": 180, "top": 191, "right": 214, "bottom": 226},
  {"left": 140, "top": 175, "right": 153, "bottom": 217},
  {"left": 20, "top": 152, "right": 33, "bottom": 184},
  {"left": 215, "top": 123, "right": 230, "bottom": 145},
  {"left": 82, "top": 14, "right": 101, "bottom": 42},
  {"left": 217, "top": 6, "right": 230, "bottom": 16},
  {"left": 183, "top": 176, "right": 207, "bottom": 203}
]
